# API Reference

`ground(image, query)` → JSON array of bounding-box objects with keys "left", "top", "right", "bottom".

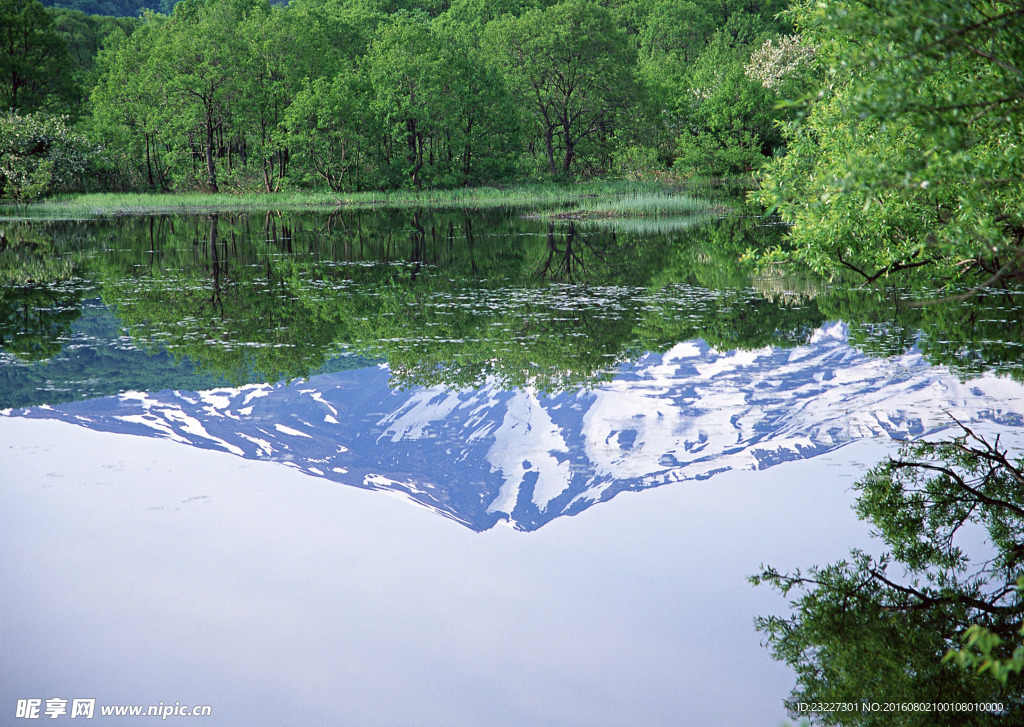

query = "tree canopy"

[
  {"left": 757, "top": 0, "right": 1024, "bottom": 290},
  {"left": 0, "top": 0, "right": 804, "bottom": 199},
  {"left": 0, "top": 0, "right": 77, "bottom": 113}
]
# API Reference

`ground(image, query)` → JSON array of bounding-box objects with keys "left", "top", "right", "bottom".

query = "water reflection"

[
  {"left": 4, "top": 211, "right": 1023, "bottom": 399},
  {"left": 4, "top": 210, "right": 1024, "bottom": 723},
  {"left": 0, "top": 415, "right": 883, "bottom": 727},
  {"left": 7, "top": 323, "right": 1024, "bottom": 531},
  {"left": 0, "top": 210, "right": 823, "bottom": 396},
  {"left": 3, "top": 212, "right": 1024, "bottom": 530}
]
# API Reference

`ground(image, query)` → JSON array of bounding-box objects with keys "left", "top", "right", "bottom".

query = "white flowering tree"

[
  {"left": 744, "top": 35, "right": 816, "bottom": 92},
  {"left": 0, "top": 111, "right": 93, "bottom": 201}
]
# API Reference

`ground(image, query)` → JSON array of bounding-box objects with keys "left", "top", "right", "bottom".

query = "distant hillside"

[{"left": 41, "top": 0, "right": 286, "bottom": 17}]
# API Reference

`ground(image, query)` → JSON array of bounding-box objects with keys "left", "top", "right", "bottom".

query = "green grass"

[
  {"left": 0, "top": 180, "right": 727, "bottom": 219},
  {"left": 572, "top": 213, "right": 720, "bottom": 236},
  {"left": 547, "top": 189, "right": 724, "bottom": 219}
]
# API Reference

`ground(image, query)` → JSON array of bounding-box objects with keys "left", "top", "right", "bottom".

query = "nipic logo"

[
  {"left": 16, "top": 699, "right": 92, "bottom": 719},
  {"left": 15, "top": 699, "right": 210, "bottom": 719}
]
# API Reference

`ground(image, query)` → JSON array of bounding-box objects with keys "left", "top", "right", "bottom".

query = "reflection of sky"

[{"left": 2, "top": 417, "right": 885, "bottom": 726}]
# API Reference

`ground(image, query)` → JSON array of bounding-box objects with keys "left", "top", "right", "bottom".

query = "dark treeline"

[
  {"left": 40, "top": 0, "right": 176, "bottom": 16},
  {"left": 1, "top": 0, "right": 806, "bottom": 199}
]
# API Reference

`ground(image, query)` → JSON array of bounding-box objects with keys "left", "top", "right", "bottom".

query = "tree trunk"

[
  {"left": 263, "top": 159, "right": 273, "bottom": 193},
  {"left": 407, "top": 118, "right": 423, "bottom": 187},
  {"left": 145, "top": 133, "right": 154, "bottom": 189},
  {"left": 545, "top": 125, "right": 557, "bottom": 175},
  {"left": 561, "top": 111, "right": 575, "bottom": 174},
  {"left": 204, "top": 102, "right": 218, "bottom": 193},
  {"left": 463, "top": 115, "right": 473, "bottom": 177}
]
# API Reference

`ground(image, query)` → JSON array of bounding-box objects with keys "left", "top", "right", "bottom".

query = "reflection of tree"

[
  {"left": 631, "top": 215, "right": 827, "bottom": 352},
  {"left": 99, "top": 214, "right": 352, "bottom": 383},
  {"left": 7, "top": 209, "right": 1023, "bottom": 402},
  {"left": 0, "top": 225, "right": 84, "bottom": 361},
  {"left": 653, "top": 213, "right": 1024, "bottom": 382},
  {"left": 93, "top": 209, "right": 696, "bottom": 387},
  {"left": 819, "top": 287, "right": 1024, "bottom": 383},
  {"left": 44, "top": 210, "right": 820, "bottom": 389},
  {"left": 0, "top": 283, "right": 83, "bottom": 360},
  {"left": 537, "top": 222, "right": 609, "bottom": 283},
  {"left": 754, "top": 422, "right": 1024, "bottom": 724},
  {"left": 324, "top": 213, "right": 648, "bottom": 390},
  {"left": 19, "top": 209, "right": 834, "bottom": 388},
  {"left": 646, "top": 215, "right": 789, "bottom": 291}
]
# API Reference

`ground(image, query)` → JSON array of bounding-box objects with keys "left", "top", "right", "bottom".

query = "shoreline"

[{"left": 0, "top": 179, "right": 745, "bottom": 220}]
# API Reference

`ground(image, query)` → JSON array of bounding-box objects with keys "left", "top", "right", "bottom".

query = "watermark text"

[{"left": 15, "top": 699, "right": 211, "bottom": 720}]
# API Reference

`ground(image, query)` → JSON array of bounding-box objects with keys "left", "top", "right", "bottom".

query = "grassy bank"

[
  {"left": 0, "top": 180, "right": 730, "bottom": 219},
  {"left": 547, "top": 189, "right": 722, "bottom": 218}
]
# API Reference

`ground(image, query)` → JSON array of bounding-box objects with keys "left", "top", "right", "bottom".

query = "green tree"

[
  {"left": 639, "top": 0, "right": 712, "bottom": 64},
  {"left": 674, "top": 31, "right": 782, "bottom": 176},
  {"left": 367, "top": 14, "right": 446, "bottom": 188},
  {"left": 430, "top": 23, "right": 520, "bottom": 184},
  {"left": 234, "top": 4, "right": 295, "bottom": 191},
  {"left": 946, "top": 578, "right": 1024, "bottom": 685},
  {"left": 0, "top": 110, "right": 92, "bottom": 200},
  {"left": 147, "top": 0, "right": 257, "bottom": 191},
  {"left": 285, "top": 69, "right": 373, "bottom": 191},
  {"left": 90, "top": 20, "right": 170, "bottom": 189},
  {"left": 754, "top": 423, "right": 1024, "bottom": 724},
  {"left": 485, "top": 0, "right": 636, "bottom": 176},
  {"left": 364, "top": 14, "right": 518, "bottom": 188},
  {"left": 235, "top": 0, "right": 371, "bottom": 191},
  {"left": 49, "top": 8, "right": 140, "bottom": 119},
  {"left": 286, "top": 0, "right": 385, "bottom": 58},
  {"left": 699, "top": 0, "right": 788, "bottom": 46},
  {"left": 633, "top": 0, "right": 793, "bottom": 176},
  {"left": 757, "top": 0, "right": 1024, "bottom": 287},
  {"left": 50, "top": 10, "right": 139, "bottom": 76},
  {"left": 0, "top": 0, "right": 77, "bottom": 112},
  {"left": 439, "top": 0, "right": 534, "bottom": 39}
]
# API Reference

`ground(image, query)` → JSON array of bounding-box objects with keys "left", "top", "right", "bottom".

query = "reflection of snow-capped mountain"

[{"left": 6, "top": 322, "right": 1024, "bottom": 531}]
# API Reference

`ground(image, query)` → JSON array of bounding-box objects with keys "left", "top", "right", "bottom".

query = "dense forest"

[
  {"left": 2, "top": 0, "right": 801, "bottom": 198},
  {"left": 3, "top": 0, "right": 1021, "bottom": 291}
]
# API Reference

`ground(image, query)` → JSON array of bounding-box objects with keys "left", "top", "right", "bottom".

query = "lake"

[{"left": 3, "top": 209, "right": 1024, "bottom": 725}]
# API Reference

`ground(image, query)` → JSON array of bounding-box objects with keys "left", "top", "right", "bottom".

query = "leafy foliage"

[
  {"left": 754, "top": 422, "right": 1024, "bottom": 723},
  {"left": 63, "top": 0, "right": 800, "bottom": 193},
  {"left": 757, "top": 0, "right": 1024, "bottom": 289},
  {"left": 484, "top": 0, "right": 636, "bottom": 177},
  {"left": 674, "top": 32, "right": 784, "bottom": 176},
  {"left": 0, "top": 0, "right": 78, "bottom": 113},
  {"left": 946, "top": 579, "right": 1024, "bottom": 684},
  {"left": 0, "top": 111, "right": 93, "bottom": 200}
]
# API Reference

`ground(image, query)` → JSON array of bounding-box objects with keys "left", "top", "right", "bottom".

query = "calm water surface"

[{"left": 3, "top": 210, "right": 1024, "bottom": 725}]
